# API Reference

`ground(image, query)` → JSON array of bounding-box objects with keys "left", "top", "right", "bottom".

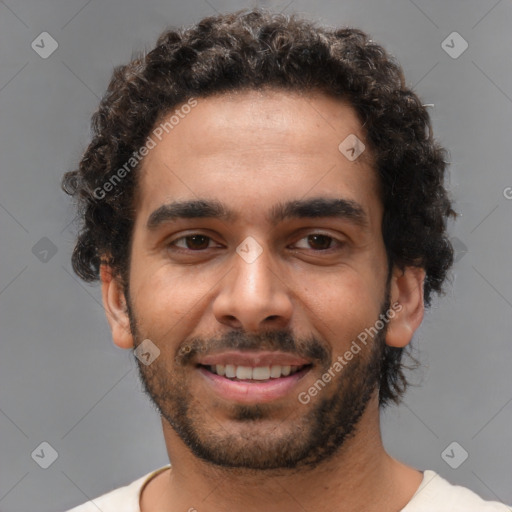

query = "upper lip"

[{"left": 196, "top": 351, "right": 311, "bottom": 367}]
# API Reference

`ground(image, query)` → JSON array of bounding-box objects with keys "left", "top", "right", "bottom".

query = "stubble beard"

[{"left": 127, "top": 293, "right": 390, "bottom": 473}]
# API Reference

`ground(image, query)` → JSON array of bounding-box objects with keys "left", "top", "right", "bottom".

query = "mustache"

[{"left": 175, "top": 329, "right": 330, "bottom": 367}]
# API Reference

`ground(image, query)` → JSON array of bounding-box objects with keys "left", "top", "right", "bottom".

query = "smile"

[
  {"left": 202, "top": 363, "right": 307, "bottom": 380},
  {"left": 195, "top": 351, "right": 313, "bottom": 403}
]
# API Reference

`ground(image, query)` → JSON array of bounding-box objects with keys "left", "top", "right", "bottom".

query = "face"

[{"left": 114, "top": 89, "right": 400, "bottom": 470}]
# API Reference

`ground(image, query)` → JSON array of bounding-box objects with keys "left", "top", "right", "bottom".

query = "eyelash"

[{"left": 167, "top": 233, "right": 345, "bottom": 253}]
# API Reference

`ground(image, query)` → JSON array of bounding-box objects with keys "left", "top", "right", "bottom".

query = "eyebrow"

[{"left": 146, "top": 197, "right": 369, "bottom": 230}]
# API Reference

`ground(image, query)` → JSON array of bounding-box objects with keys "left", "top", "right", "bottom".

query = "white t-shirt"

[{"left": 65, "top": 465, "right": 511, "bottom": 512}]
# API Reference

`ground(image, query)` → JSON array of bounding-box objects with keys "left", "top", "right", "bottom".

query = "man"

[{"left": 62, "top": 8, "right": 510, "bottom": 512}]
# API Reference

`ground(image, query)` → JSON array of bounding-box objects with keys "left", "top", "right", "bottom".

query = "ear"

[
  {"left": 385, "top": 266, "right": 425, "bottom": 348},
  {"left": 100, "top": 264, "right": 134, "bottom": 349}
]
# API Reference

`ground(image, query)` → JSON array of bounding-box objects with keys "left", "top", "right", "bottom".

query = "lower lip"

[{"left": 197, "top": 366, "right": 311, "bottom": 404}]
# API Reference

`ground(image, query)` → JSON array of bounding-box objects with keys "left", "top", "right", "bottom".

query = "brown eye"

[
  {"left": 183, "top": 235, "right": 210, "bottom": 250},
  {"left": 292, "top": 233, "right": 344, "bottom": 252},
  {"left": 306, "top": 234, "right": 334, "bottom": 250},
  {"left": 171, "top": 234, "right": 212, "bottom": 250}
]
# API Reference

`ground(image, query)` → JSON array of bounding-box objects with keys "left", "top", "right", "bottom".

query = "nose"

[{"left": 212, "top": 242, "right": 294, "bottom": 332}]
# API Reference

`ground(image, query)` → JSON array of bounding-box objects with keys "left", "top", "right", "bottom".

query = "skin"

[{"left": 101, "top": 89, "right": 426, "bottom": 512}]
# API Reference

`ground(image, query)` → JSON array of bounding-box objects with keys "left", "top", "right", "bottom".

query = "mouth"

[
  {"left": 199, "top": 363, "right": 310, "bottom": 381},
  {"left": 195, "top": 351, "right": 313, "bottom": 403}
]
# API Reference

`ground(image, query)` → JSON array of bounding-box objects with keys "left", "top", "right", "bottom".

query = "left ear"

[{"left": 385, "top": 265, "right": 425, "bottom": 348}]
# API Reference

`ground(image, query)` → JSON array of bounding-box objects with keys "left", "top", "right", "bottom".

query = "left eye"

[{"left": 293, "top": 234, "right": 341, "bottom": 251}]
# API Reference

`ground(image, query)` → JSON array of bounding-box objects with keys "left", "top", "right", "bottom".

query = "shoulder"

[
  {"left": 403, "top": 470, "right": 511, "bottom": 512},
  {"left": 64, "top": 465, "right": 171, "bottom": 512}
]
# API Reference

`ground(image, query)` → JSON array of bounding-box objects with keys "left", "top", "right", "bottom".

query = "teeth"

[
  {"left": 252, "top": 366, "right": 270, "bottom": 380},
  {"left": 281, "top": 365, "right": 291, "bottom": 376},
  {"left": 270, "top": 365, "right": 282, "bottom": 378},
  {"left": 236, "top": 366, "right": 253, "bottom": 380},
  {"left": 210, "top": 364, "right": 304, "bottom": 380}
]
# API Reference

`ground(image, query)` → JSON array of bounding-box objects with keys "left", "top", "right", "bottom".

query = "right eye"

[{"left": 168, "top": 234, "right": 217, "bottom": 251}]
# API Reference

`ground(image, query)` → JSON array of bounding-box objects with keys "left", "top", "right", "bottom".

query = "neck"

[{"left": 141, "top": 394, "right": 423, "bottom": 512}]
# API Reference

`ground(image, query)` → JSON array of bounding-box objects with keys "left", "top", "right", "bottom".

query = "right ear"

[{"left": 100, "top": 264, "right": 134, "bottom": 349}]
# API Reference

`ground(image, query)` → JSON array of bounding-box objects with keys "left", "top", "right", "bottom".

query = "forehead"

[{"left": 136, "top": 89, "right": 381, "bottom": 228}]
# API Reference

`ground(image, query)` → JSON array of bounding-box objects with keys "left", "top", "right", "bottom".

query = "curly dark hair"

[{"left": 62, "top": 8, "right": 456, "bottom": 407}]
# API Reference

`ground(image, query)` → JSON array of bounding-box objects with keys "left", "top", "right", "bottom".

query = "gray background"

[{"left": 1, "top": 0, "right": 511, "bottom": 510}]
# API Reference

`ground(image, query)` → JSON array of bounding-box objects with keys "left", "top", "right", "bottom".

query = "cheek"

[
  {"left": 129, "top": 262, "right": 215, "bottom": 332},
  {"left": 296, "top": 269, "right": 384, "bottom": 342}
]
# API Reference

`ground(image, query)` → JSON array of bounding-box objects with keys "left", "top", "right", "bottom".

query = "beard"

[{"left": 126, "top": 291, "right": 390, "bottom": 473}]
